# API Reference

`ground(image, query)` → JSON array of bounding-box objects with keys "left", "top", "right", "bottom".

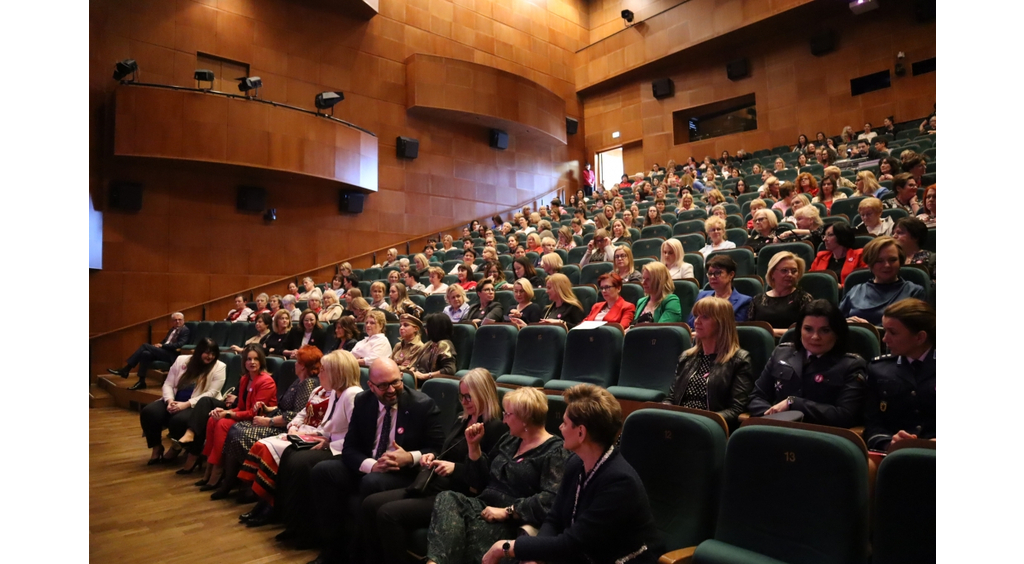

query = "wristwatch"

[
  {"left": 786, "top": 396, "right": 795, "bottom": 407},
  {"left": 505, "top": 505, "right": 515, "bottom": 518},
  {"left": 502, "top": 541, "right": 511, "bottom": 558}
]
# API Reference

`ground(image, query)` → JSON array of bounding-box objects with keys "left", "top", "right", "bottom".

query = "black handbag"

[
  {"left": 405, "top": 436, "right": 466, "bottom": 496},
  {"left": 287, "top": 434, "right": 321, "bottom": 450}
]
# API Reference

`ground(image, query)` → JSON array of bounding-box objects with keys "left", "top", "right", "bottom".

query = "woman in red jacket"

[
  {"left": 197, "top": 344, "right": 278, "bottom": 491},
  {"left": 809, "top": 223, "right": 865, "bottom": 286},
  {"left": 584, "top": 273, "right": 637, "bottom": 328}
]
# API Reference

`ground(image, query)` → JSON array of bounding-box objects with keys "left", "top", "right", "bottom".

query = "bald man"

[{"left": 296, "top": 358, "right": 444, "bottom": 563}]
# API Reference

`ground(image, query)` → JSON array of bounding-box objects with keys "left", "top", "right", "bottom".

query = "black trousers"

[
  {"left": 125, "top": 344, "right": 176, "bottom": 379},
  {"left": 362, "top": 488, "right": 439, "bottom": 564},
  {"left": 277, "top": 447, "right": 335, "bottom": 538},
  {"left": 184, "top": 396, "right": 226, "bottom": 456},
  {"left": 309, "top": 457, "right": 416, "bottom": 561},
  {"left": 139, "top": 400, "right": 192, "bottom": 449}
]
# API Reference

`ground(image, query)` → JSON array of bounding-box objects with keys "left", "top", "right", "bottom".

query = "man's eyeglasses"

[{"left": 370, "top": 379, "right": 403, "bottom": 392}]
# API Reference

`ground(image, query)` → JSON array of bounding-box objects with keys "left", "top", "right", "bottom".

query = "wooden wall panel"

[
  {"left": 575, "top": 0, "right": 816, "bottom": 92},
  {"left": 113, "top": 86, "right": 379, "bottom": 191},
  {"left": 580, "top": 0, "right": 935, "bottom": 169},
  {"left": 90, "top": 0, "right": 589, "bottom": 337},
  {"left": 406, "top": 54, "right": 567, "bottom": 144}
]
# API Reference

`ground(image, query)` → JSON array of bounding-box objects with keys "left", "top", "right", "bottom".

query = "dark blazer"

[
  {"left": 283, "top": 325, "right": 327, "bottom": 352},
  {"left": 863, "top": 349, "right": 936, "bottom": 451},
  {"left": 464, "top": 300, "right": 504, "bottom": 324},
  {"left": 669, "top": 349, "right": 754, "bottom": 432},
  {"left": 514, "top": 451, "right": 663, "bottom": 564},
  {"left": 160, "top": 326, "right": 191, "bottom": 351},
  {"left": 435, "top": 417, "right": 508, "bottom": 495},
  {"left": 748, "top": 343, "right": 867, "bottom": 428},
  {"left": 340, "top": 387, "right": 445, "bottom": 475}
]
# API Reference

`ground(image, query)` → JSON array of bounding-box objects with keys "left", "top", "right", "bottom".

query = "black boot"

[{"left": 245, "top": 502, "right": 275, "bottom": 527}]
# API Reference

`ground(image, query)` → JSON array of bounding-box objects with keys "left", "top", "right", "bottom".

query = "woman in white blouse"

[
  {"left": 442, "top": 285, "right": 471, "bottom": 322},
  {"left": 236, "top": 349, "right": 363, "bottom": 527},
  {"left": 699, "top": 216, "right": 736, "bottom": 257},
  {"left": 661, "top": 237, "right": 694, "bottom": 280},
  {"left": 139, "top": 338, "right": 226, "bottom": 465},
  {"left": 350, "top": 310, "right": 393, "bottom": 368},
  {"left": 426, "top": 267, "right": 449, "bottom": 295}
]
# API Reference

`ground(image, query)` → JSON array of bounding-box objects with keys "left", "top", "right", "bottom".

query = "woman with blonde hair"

[
  {"left": 526, "top": 232, "right": 544, "bottom": 254},
  {"left": 424, "top": 387, "right": 566, "bottom": 564},
  {"left": 610, "top": 218, "right": 631, "bottom": 245},
  {"left": 318, "top": 290, "right": 344, "bottom": 323},
  {"left": 704, "top": 189, "right": 726, "bottom": 213},
  {"left": 348, "top": 297, "right": 372, "bottom": 323},
  {"left": 660, "top": 238, "right": 694, "bottom": 280},
  {"left": 237, "top": 349, "right": 362, "bottom": 527},
  {"left": 556, "top": 225, "right": 576, "bottom": 250},
  {"left": 412, "top": 253, "right": 430, "bottom": 277},
  {"left": 699, "top": 215, "right": 736, "bottom": 257},
  {"left": 669, "top": 297, "right": 754, "bottom": 431},
  {"left": 634, "top": 261, "right": 683, "bottom": 325},
  {"left": 539, "top": 252, "right": 563, "bottom": 277},
  {"left": 674, "top": 192, "right": 696, "bottom": 214},
  {"left": 350, "top": 310, "right": 392, "bottom": 367},
  {"left": 442, "top": 284, "right": 471, "bottom": 322},
  {"left": 507, "top": 278, "right": 543, "bottom": 327},
  {"left": 778, "top": 204, "right": 825, "bottom": 250},
  {"left": 855, "top": 170, "right": 882, "bottom": 198},
  {"left": 368, "top": 281, "right": 389, "bottom": 310},
  {"left": 538, "top": 273, "right": 584, "bottom": 330},
  {"left": 612, "top": 245, "right": 643, "bottom": 283},
  {"left": 441, "top": 234, "right": 454, "bottom": 251},
  {"left": 612, "top": 196, "right": 626, "bottom": 213},
  {"left": 759, "top": 176, "right": 781, "bottom": 200},
  {"left": 297, "top": 277, "right": 316, "bottom": 300},
  {"left": 388, "top": 282, "right": 424, "bottom": 319},
  {"left": 748, "top": 252, "right": 813, "bottom": 337},
  {"left": 362, "top": 367, "right": 508, "bottom": 562},
  {"left": 854, "top": 197, "right": 893, "bottom": 236}
]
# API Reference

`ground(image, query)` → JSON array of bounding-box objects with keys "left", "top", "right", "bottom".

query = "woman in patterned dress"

[
  {"left": 424, "top": 387, "right": 568, "bottom": 564},
  {"left": 236, "top": 349, "right": 362, "bottom": 527},
  {"left": 208, "top": 345, "right": 323, "bottom": 501},
  {"left": 668, "top": 297, "right": 755, "bottom": 432}
]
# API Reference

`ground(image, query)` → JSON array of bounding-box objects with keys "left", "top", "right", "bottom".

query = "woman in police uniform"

[
  {"left": 863, "top": 298, "right": 936, "bottom": 451},
  {"left": 747, "top": 299, "right": 867, "bottom": 428}
]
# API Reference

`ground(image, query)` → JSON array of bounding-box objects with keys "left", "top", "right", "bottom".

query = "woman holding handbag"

[
  {"left": 360, "top": 368, "right": 508, "bottom": 564},
  {"left": 235, "top": 349, "right": 363, "bottom": 528}
]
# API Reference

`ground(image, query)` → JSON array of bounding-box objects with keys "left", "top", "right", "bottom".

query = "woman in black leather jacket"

[
  {"left": 668, "top": 296, "right": 755, "bottom": 431},
  {"left": 747, "top": 299, "right": 867, "bottom": 427}
]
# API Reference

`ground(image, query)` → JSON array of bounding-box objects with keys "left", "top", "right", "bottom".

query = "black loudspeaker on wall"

[
  {"left": 566, "top": 117, "right": 579, "bottom": 135},
  {"left": 726, "top": 59, "right": 750, "bottom": 81},
  {"left": 396, "top": 136, "right": 419, "bottom": 159},
  {"left": 339, "top": 191, "right": 365, "bottom": 213},
  {"left": 237, "top": 186, "right": 267, "bottom": 212},
  {"left": 109, "top": 182, "right": 143, "bottom": 212},
  {"left": 810, "top": 31, "right": 836, "bottom": 57},
  {"left": 652, "top": 78, "right": 674, "bottom": 99},
  {"left": 489, "top": 129, "right": 508, "bottom": 150}
]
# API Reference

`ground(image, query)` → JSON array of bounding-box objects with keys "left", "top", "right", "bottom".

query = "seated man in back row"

[{"left": 107, "top": 312, "right": 190, "bottom": 390}]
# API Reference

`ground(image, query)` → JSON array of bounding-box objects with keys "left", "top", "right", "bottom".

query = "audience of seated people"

[{"left": 132, "top": 119, "right": 937, "bottom": 564}]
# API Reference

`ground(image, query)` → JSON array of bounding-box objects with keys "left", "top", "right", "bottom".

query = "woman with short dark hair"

[
  {"left": 747, "top": 299, "right": 867, "bottom": 427},
  {"left": 840, "top": 237, "right": 925, "bottom": 325},
  {"left": 809, "top": 223, "right": 865, "bottom": 286},
  {"left": 893, "top": 217, "right": 935, "bottom": 282},
  {"left": 584, "top": 273, "right": 636, "bottom": 328}
]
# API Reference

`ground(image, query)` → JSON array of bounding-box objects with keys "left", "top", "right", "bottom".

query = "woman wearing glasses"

[
  {"left": 583, "top": 273, "right": 636, "bottom": 328},
  {"left": 698, "top": 216, "right": 736, "bottom": 257},
  {"left": 361, "top": 369, "right": 509, "bottom": 564},
  {"left": 687, "top": 255, "right": 751, "bottom": 326}
]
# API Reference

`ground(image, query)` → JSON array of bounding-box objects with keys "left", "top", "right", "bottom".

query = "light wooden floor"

[{"left": 90, "top": 408, "right": 319, "bottom": 563}]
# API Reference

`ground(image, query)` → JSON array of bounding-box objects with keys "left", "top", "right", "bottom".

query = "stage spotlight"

[
  {"left": 621, "top": 10, "right": 634, "bottom": 23},
  {"left": 113, "top": 59, "right": 138, "bottom": 82},
  {"left": 237, "top": 76, "right": 263, "bottom": 96},
  {"left": 194, "top": 69, "right": 214, "bottom": 88},
  {"left": 263, "top": 208, "right": 277, "bottom": 222},
  {"left": 315, "top": 91, "right": 345, "bottom": 115}
]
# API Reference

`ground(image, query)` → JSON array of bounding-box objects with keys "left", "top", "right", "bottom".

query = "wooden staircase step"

[
  {"left": 96, "top": 375, "right": 164, "bottom": 410},
  {"left": 89, "top": 384, "right": 114, "bottom": 409}
]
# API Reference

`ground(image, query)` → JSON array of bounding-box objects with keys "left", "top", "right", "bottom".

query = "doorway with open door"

[{"left": 596, "top": 147, "right": 623, "bottom": 195}]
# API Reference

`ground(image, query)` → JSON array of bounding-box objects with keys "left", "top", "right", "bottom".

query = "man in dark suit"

[
  {"left": 307, "top": 357, "right": 444, "bottom": 564},
  {"left": 107, "top": 312, "right": 189, "bottom": 390}
]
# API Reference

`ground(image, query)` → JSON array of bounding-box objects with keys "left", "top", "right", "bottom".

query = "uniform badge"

[
  {"left": 774, "top": 381, "right": 783, "bottom": 391},
  {"left": 879, "top": 401, "right": 887, "bottom": 412},
  {"left": 398, "top": 427, "right": 405, "bottom": 435},
  {"left": 814, "top": 374, "right": 823, "bottom": 383}
]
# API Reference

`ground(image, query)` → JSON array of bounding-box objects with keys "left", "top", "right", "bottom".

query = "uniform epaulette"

[
  {"left": 778, "top": 342, "right": 796, "bottom": 348},
  {"left": 871, "top": 353, "right": 894, "bottom": 362}
]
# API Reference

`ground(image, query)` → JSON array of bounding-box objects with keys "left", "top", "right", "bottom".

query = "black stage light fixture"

[
  {"left": 263, "top": 208, "right": 277, "bottom": 222},
  {"left": 194, "top": 69, "right": 214, "bottom": 88},
  {"left": 621, "top": 9, "right": 634, "bottom": 23},
  {"left": 315, "top": 91, "right": 345, "bottom": 115},
  {"left": 237, "top": 76, "right": 262, "bottom": 97},
  {"left": 113, "top": 59, "right": 138, "bottom": 82}
]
